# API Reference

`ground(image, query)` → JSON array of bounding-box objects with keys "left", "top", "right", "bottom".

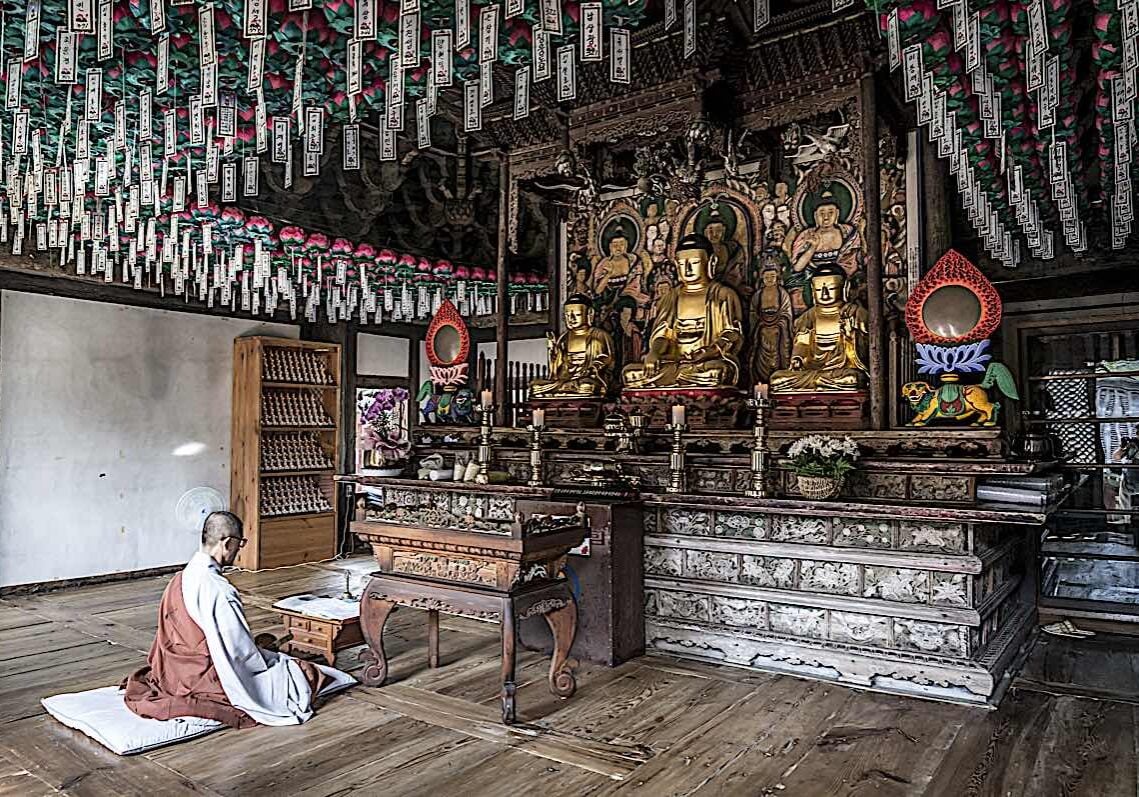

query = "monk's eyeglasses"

[{"left": 225, "top": 536, "right": 248, "bottom": 548}]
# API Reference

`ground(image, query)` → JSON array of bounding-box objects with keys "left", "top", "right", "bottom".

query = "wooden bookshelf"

[{"left": 231, "top": 336, "right": 341, "bottom": 570}]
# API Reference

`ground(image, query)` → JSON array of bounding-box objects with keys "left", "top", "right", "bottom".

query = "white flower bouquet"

[{"left": 787, "top": 434, "right": 861, "bottom": 481}]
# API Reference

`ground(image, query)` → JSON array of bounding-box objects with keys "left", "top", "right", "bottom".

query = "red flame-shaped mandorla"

[
  {"left": 905, "top": 249, "right": 1002, "bottom": 345},
  {"left": 425, "top": 299, "right": 470, "bottom": 368}
]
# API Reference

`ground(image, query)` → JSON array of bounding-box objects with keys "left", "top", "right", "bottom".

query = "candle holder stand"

[
  {"left": 475, "top": 404, "right": 495, "bottom": 485},
  {"left": 628, "top": 413, "right": 646, "bottom": 454},
  {"left": 665, "top": 422, "right": 688, "bottom": 494},
  {"left": 527, "top": 424, "right": 545, "bottom": 487},
  {"left": 745, "top": 397, "right": 774, "bottom": 498}
]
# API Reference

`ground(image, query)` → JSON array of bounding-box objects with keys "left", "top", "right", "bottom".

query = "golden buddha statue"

[
  {"left": 530, "top": 295, "right": 615, "bottom": 399},
  {"left": 622, "top": 233, "right": 743, "bottom": 389},
  {"left": 770, "top": 264, "right": 868, "bottom": 394}
]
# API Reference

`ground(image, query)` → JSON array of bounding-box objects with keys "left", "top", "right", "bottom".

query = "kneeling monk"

[{"left": 122, "top": 511, "right": 338, "bottom": 727}]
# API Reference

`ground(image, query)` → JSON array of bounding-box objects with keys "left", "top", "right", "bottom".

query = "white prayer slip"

[{"left": 180, "top": 551, "right": 342, "bottom": 726}]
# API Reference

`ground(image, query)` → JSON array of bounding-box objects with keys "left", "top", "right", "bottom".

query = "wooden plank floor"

[{"left": 2, "top": 557, "right": 1137, "bottom": 796}]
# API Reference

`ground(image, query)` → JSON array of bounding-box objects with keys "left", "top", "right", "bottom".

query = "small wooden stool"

[
  {"left": 358, "top": 572, "right": 577, "bottom": 724},
  {"left": 274, "top": 595, "right": 364, "bottom": 666}
]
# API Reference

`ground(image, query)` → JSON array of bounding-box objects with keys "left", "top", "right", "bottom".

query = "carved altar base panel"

[
  {"left": 644, "top": 616, "right": 1020, "bottom": 705},
  {"left": 526, "top": 398, "right": 606, "bottom": 429},
  {"left": 769, "top": 392, "right": 869, "bottom": 430},
  {"left": 620, "top": 387, "right": 746, "bottom": 429},
  {"left": 358, "top": 573, "right": 577, "bottom": 725}
]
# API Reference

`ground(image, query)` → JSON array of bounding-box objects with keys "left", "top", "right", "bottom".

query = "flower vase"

[{"left": 796, "top": 474, "right": 844, "bottom": 500}]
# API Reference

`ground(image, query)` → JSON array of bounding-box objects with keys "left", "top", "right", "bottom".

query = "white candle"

[
  {"left": 755, "top": 383, "right": 769, "bottom": 400},
  {"left": 532, "top": 408, "right": 545, "bottom": 428},
  {"left": 480, "top": 389, "right": 493, "bottom": 409},
  {"left": 671, "top": 404, "right": 686, "bottom": 426}
]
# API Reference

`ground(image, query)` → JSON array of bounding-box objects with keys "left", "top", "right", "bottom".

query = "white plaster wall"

[
  {"left": 0, "top": 291, "right": 295, "bottom": 587},
  {"left": 477, "top": 338, "right": 548, "bottom": 366},
  {"left": 358, "top": 333, "right": 409, "bottom": 377},
  {"left": 418, "top": 339, "right": 430, "bottom": 390}
]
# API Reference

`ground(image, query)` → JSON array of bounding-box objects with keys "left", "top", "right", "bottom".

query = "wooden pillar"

[
  {"left": 547, "top": 204, "right": 563, "bottom": 324},
  {"left": 407, "top": 333, "right": 421, "bottom": 438},
  {"left": 494, "top": 154, "right": 510, "bottom": 425},
  {"left": 860, "top": 73, "right": 887, "bottom": 430},
  {"left": 921, "top": 137, "right": 951, "bottom": 268}
]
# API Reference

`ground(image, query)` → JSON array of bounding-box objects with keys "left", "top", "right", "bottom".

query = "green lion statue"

[{"left": 902, "top": 363, "right": 1019, "bottom": 427}]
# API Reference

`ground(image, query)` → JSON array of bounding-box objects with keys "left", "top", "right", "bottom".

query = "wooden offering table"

[{"left": 340, "top": 477, "right": 589, "bottom": 724}]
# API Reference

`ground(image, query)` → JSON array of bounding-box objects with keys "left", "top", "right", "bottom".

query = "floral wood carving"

[
  {"left": 370, "top": 593, "right": 499, "bottom": 622},
  {"left": 520, "top": 597, "right": 570, "bottom": 619}
]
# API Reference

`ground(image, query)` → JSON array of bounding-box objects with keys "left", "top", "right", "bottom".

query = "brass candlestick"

[
  {"left": 628, "top": 412, "right": 646, "bottom": 454},
  {"left": 527, "top": 423, "right": 545, "bottom": 487},
  {"left": 665, "top": 422, "right": 688, "bottom": 494},
  {"left": 746, "top": 397, "right": 774, "bottom": 498},
  {"left": 475, "top": 404, "right": 495, "bottom": 485}
]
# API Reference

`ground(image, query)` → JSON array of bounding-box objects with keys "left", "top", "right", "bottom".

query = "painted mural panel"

[{"left": 563, "top": 113, "right": 907, "bottom": 387}]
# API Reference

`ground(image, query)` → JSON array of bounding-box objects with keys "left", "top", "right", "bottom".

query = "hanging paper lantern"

[
  {"left": 303, "top": 231, "right": 330, "bottom": 257},
  {"left": 279, "top": 226, "right": 306, "bottom": 251},
  {"left": 246, "top": 216, "right": 275, "bottom": 237}
]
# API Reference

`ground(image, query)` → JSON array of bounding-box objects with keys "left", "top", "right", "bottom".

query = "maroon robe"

[{"left": 122, "top": 572, "right": 326, "bottom": 727}]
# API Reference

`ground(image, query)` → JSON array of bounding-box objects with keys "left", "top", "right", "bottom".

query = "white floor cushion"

[{"left": 42, "top": 664, "right": 356, "bottom": 756}]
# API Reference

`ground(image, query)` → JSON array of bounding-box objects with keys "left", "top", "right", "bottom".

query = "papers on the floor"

[
  {"left": 273, "top": 594, "right": 360, "bottom": 621},
  {"left": 1041, "top": 620, "right": 1096, "bottom": 639}
]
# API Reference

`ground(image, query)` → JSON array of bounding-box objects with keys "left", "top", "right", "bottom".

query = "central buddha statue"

[
  {"left": 622, "top": 233, "right": 743, "bottom": 390},
  {"left": 530, "top": 295, "right": 615, "bottom": 399},
  {"left": 770, "top": 264, "right": 868, "bottom": 393}
]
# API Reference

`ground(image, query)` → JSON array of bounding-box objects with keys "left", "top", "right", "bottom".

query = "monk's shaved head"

[{"left": 202, "top": 511, "right": 243, "bottom": 547}]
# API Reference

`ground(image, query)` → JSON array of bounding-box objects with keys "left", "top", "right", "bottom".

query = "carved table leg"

[
  {"left": 427, "top": 609, "right": 440, "bottom": 669},
  {"left": 543, "top": 591, "right": 577, "bottom": 699},
  {"left": 500, "top": 597, "right": 517, "bottom": 725},
  {"left": 358, "top": 581, "right": 397, "bottom": 688}
]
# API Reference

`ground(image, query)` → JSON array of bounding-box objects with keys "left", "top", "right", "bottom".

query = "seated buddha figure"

[
  {"left": 622, "top": 233, "right": 743, "bottom": 389},
  {"left": 770, "top": 264, "right": 869, "bottom": 394},
  {"left": 530, "top": 295, "right": 615, "bottom": 399}
]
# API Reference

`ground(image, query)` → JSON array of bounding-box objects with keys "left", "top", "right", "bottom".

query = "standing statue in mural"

[
  {"left": 750, "top": 252, "right": 794, "bottom": 383},
  {"left": 530, "top": 295, "right": 615, "bottom": 399},
  {"left": 614, "top": 297, "right": 645, "bottom": 372},
  {"left": 618, "top": 252, "right": 651, "bottom": 306},
  {"left": 622, "top": 233, "right": 743, "bottom": 389},
  {"left": 760, "top": 182, "right": 792, "bottom": 238},
  {"left": 569, "top": 255, "right": 594, "bottom": 299},
  {"left": 770, "top": 264, "right": 869, "bottom": 394}
]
